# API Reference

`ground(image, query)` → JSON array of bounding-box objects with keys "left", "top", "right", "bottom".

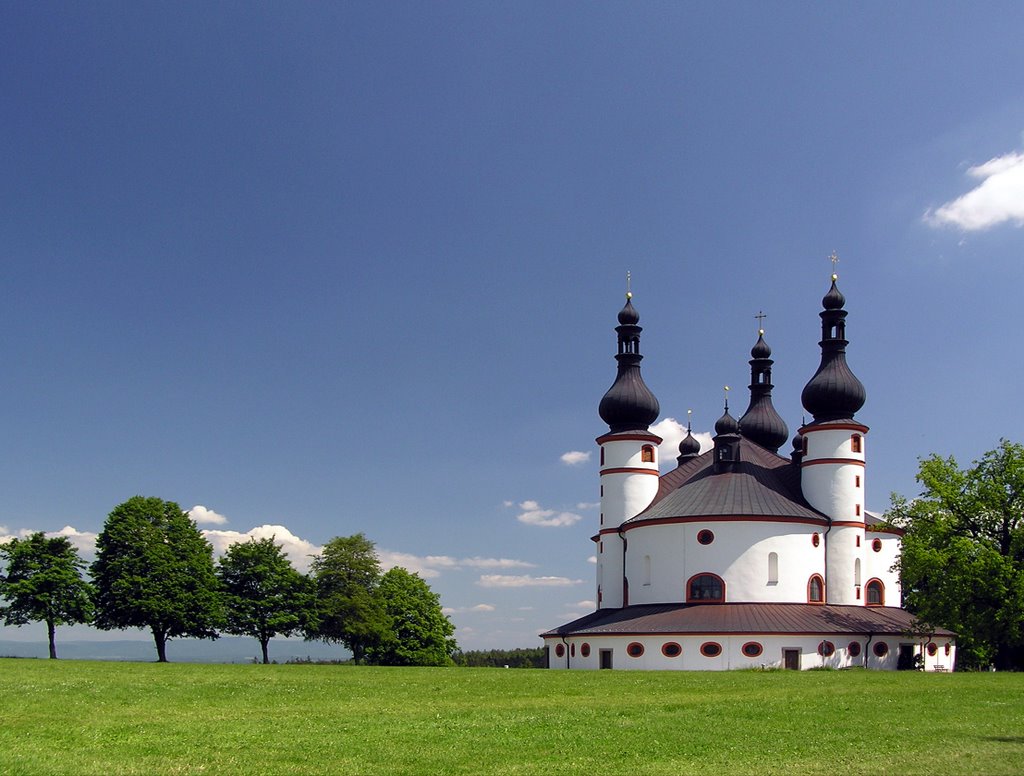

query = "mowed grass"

[{"left": 1, "top": 659, "right": 1023, "bottom": 775}]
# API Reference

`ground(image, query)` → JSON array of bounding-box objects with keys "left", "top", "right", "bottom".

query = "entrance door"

[
  {"left": 600, "top": 649, "right": 613, "bottom": 669},
  {"left": 897, "top": 644, "right": 915, "bottom": 670},
  {"left": 783, "top": 649, "right": 800, "bottom": 670}
]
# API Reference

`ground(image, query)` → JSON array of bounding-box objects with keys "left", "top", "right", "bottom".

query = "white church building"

[{"left": 542, "top": 273, "right": 955, "bottom": 671}]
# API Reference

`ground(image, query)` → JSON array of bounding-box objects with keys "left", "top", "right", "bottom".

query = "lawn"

[{"left": 1, "top": 659, "right": 1022, "bottom": 775}]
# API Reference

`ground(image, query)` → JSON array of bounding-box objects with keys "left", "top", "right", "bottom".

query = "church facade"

[{"left": 542, "top": 274, "right": 955, "bottom": 671}]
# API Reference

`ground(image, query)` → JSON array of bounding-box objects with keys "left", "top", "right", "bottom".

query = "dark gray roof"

[
  {"left": 628, "top": 438, "right": 826, "bottom": 524},
  {"left": 542, "top": 603, "right": 955, "bottom": 638}
]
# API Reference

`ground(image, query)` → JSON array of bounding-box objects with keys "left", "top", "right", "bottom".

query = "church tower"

[
  {"left": 596, "top": 290, "right": 661, "bottom": 609},
  {"left": 738, "top": 323, "right": 789, "bottom": 453},
  {"left": 799, "top": 269, "right": 868, "bottom": 605}
]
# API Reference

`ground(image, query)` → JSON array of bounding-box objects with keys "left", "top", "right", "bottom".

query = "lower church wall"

[{"left": 544, "top": 634, "right": 956, "bottom": 671}]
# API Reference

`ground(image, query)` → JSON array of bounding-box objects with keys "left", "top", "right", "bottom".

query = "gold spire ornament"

[
  {"left": 626, "top": 270, "right": 632, "bottom": 299},
  {"left": 829, "top": 251, "right": 840, "bottom": 281},
  {"left": 755, "top": 310, "right": 767, "bottom": 334}
]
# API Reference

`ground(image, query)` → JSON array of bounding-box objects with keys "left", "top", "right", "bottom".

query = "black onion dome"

[
  {"left": 715, "top": 407, "right": 739, "bottom": 436},
  {"left": 801, "top": 275, "right": 866, "bottom": 422},
  {"left": 678, "top": 429, "right": 701, "bottom": 457},
  {"left": 617, "top": 297, "right": 640, "bottom": 325},
  {"left": 751, "top": 332, "right": 771, "bottom": 359},
  {"left": 791, "top": 432, "right": 804, "bottom": 453},
  {"left": 739, "top": 328, "right": 789, "bottom": 453},
  {"left": 599, "top": 294, "right": 660, "bottom": 432},
  {"left": 823, "top": 278, "right": 845, "bottom": 310}
]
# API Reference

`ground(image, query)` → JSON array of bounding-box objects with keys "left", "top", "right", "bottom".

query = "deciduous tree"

[
  {"left": 888, "top": 440, "right": 1024, "bottom": 670},
  {"left": 217, "top": 537, "right": 314, "bottom": 664},
  {"left": 91, "top": 496, "right": 222, "bottom": 662},
  {"left": 0, "top": 533, "right": 93, "bottom": 659},
  {"left": 307, "top": 533, "right": 387, "bottom": 663},
  {"left": 367, "top": 567, "right": 457, "bottom": 666}
]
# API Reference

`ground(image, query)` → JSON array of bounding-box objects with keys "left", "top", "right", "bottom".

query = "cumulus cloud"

[
  {"left": 574, "top": 600, "right": 596, "bottom": 608},
  {"left": 587, "top": 555, "right": 597, "bottom": 564},
  {"left": 0, "top": 525, "right": 98, "bottom": 558},
  {"left": 477, "top": 574, "right": 584, "bottom": 588},
  {"left": 375, "top": 551, "right": 536, "bottom": 579},
  {"left": 203, "top": 525, "right": 321, "bottom": 573},
  {"left": 560, "top": 450, "right": 591, "bottom": 465},
  {"left": 650, "top": 417, "right": 713, "bottom": 462},
  {"left": 926, "top": 151, "right": 1024, "bottom": 231},
  {"left": 188, "top": 505, "right": 228, "bottom": 525},
  {"left": 515, "top": 500, "right": 582, "bottom": 528},
  {"left": 576, "top": 502, "right": 599, "bottom": 510},
  {"left": 442, "top": 603, "right": 497, "bottom": 614}
]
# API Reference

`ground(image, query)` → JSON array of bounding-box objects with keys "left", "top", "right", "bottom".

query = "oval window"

[
  {"left": 554, "top": 644, "right": 565, "bottom": 658},
  {"left": 661, "top": 642, "right": 682, "bottom": 658},
  {"left": 742, "top": 642, "right": 763, "bottom": 658},
  {"left": 580, "top": 643, "right": 591, "bottom": 658},
  {"left": 872, "top": 538, "right": 882, "bottom": 552},
  {"left": 873, "top": 642, "right": 889, "bottom": 657},
  {"left": 818, "top": 640, "right": 835, "bottom": 657},
  {"left": 697, "top": 529, "right": 714, "bottom": 545},
  {"left": 848, "top": 641, "right": 862, "bottom": 657},
  {"left": 627, "top": 642, "right": 645, "bottom": 658},
  {"left": 570, "top": 643, "right": 576, "bottom": 657},
  {"left": 700, "top": 642, "right": 722, "bottom": 658},
  {"left": 944, "top": 643, "right": 951, "bottom": 656},
  {"left": 926, "top": 643, "right": 937, "bottom": 656},
  {"left": 812, "top": 533, "right": 820, "bottom": 547}
]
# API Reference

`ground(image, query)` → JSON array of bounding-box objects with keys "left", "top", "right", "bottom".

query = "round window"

[
  {"left": 661, "top": 642, "right": 682, "bottom": 658},
  {"left": 741, "top": 642, "right": 763, "bottom": 658},
  {"left": 627, "top": 642, "right": 645, "bottom": 658},
  {"left": 927, "top": 643, "right": 937, "bottom": 656},
  {"left": 873, "top": 641, "right": 889, "bottom": 657},
  {"left": 872, "top": 538, "right": 882, "bottom": 552},
  {"left": 580, "top": 643, "right": 591, "bottom": 658},
  {"left": 700, "top": 642, "right": 722, "bottom": 657},
  {"left": 848, "top": 641, "right": 862, "bottom": 657},
  {"left": 554, "top": 644, "right": 565, "bottom": 658},
  {"left": 818, "top": 640, "right": 835, "bottom": 657},
  {"left": 697, "top": 529, "right": 715, "bottom": 545}
]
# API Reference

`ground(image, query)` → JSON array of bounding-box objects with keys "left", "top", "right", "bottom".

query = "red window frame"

[
  {"left": 699, "top": 641, "right": 722, "bottom": 658},
  {"left": 661, "top": 642, "right": 682, "bottom": 658},
  {"left": 686, "top": 573, "right": 726, "bottom": 603},
  {"left": 807, "top": 574, "right": 825, "bottom": 604},
  {"left": 865, "top": 578, "right": 885, "bottom": 606}
]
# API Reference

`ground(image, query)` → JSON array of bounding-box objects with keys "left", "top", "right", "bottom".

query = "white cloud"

[
  {"left": 376, "top": 551, "right": 536, "bottom": 579},
  {"left": 188, "top": 505, "right": 228, "bottom": 525},
  {"left": 650, "top": 417, "right": 713, "bottom": 463},
  {"left": 587, "top": 555, "right": 597, "bottom": 564},
  {"left": 477, "top": 574, "right": 584, "bottom": 588},
  {"left": 926, "top": 150, "right": 1024, "bottom": 231},
  {"left": 515, "top": 500, "right": 582, "bottom": 528},
  {"left": 443, "top": 603, "right": 497, "bottom": 614},
  {"left": 576, "top": 502, "right": 599, "bottom": 510},
  {"left": 560, "top": 450, "right": 591, "bottom": 465},
  {"left": 574, "top": 600, "right": 596, "bottom": 608},
  {"left": 0, "top": 525, "right": 98, "bottom": 558},
  {"left": 203, "top": 525, "right": 321, "bottom": 573}
]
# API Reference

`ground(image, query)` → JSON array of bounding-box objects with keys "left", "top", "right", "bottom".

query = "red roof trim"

[
  {"left": 802, "top": 458, "right": 866, "bottom": 468},
  {"left": 600, "top": 467, "right": 660, "bottom": 476},
  {"left": 622, "top": 514, "right": 827, "bottom": 532},
  {"left": 799, "top": 422, "right": 869, "bottom": 434}
]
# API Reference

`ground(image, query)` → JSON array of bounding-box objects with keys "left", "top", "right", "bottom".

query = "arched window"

[
  {"left": 866, "top": 579, "right": 884, "bottom": 606},
  {"left": 600, "top": 447, "right": 605, "bottom": 465},
  {"left": 641, "top": 445, "right": 655, "bottom": 463},
  {"left": 643, "top": 555, "right": 651, "bottom": 586},
  {"left": 687, "top": 573, "right": 725, "bottom": 602},
  {"left": 767, "top": 552, "right": 779, "bottom": 584},
  {"left": 808, "top": 574, "right": 825, "bottom": 603},
  {"left": 851, "top": 434, "right": 862, "bottom": 453},
  {"left": 855, "top": 558, "right": 861, "bottom": 586}
]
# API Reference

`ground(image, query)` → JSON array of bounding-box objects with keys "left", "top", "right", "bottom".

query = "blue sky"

[{"left": 2, "top": 3, "right": 1023, "bottom": 651}]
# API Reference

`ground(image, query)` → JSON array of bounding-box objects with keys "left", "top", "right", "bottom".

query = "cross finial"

[
  {"left": 723, "top": 385, "right": 730, "bottom": 410},
  {"left": 829, "top": 251, "right": 840, "bottom": 280},
  {"left": 754, "top": 310, "right": 767, "bottom": 334},
  {"left": 687, "top": 408, "right": 692, "bottom": 431},
  {"left": 626, "top": 270, "right": 632, "bottom": 299}
]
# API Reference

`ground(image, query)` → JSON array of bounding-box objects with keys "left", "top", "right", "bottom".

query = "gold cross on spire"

[
  {"left": 626, "top": 270, "right": 632, "bottom": 299},
  {"left": 754, "top": 310, "right": 767, "bottom": 334},
  {"left": 829, "top": 251, "right": 840, "bottom": 280}
]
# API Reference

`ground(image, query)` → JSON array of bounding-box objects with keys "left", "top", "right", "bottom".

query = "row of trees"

[{"left": 0, "top": 496, "right": 456, "bottom": 664}]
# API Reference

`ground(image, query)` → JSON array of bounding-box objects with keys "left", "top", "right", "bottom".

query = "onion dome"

[
  {"left": 677, "top": 426, "right": 701, "bottom": 463},
  {"left": 790, "top": 432, "right": 805, "bottom": 464},
  {"left": 801, "top": 274, "right": 866, "bottom": 422},
  {"left": 738, "top": 329, "right": 789, "bottom": 453},
  {"left": 715, "top": 404, "right": 739, "bottom": 436},
  {"left": 598, "top": 293, "right": 660, "bottom": 432}
]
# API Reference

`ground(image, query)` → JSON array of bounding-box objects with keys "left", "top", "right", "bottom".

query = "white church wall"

[{"left": 864, "top": 530, "right": 901, "bottom": 605}]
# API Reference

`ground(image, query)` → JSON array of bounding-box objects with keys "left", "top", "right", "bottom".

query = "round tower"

[
  {"left": 799, "top": 270, "right": 868, "bottom": 605},
  {"left": 596, "top": 290, "right": 661, "bottom": 609}
]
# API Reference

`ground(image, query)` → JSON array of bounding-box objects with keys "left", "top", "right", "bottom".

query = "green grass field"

[{"left": 1, "top": 659, "right": 1022, "bottom": 775}]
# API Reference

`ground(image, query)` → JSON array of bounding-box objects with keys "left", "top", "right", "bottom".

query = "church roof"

[
  {"left": 542, "top": 603, "right": 955, "bottom": 638},
  {"left": 627, "top": 438, "right": 826, "bottom": 525}
]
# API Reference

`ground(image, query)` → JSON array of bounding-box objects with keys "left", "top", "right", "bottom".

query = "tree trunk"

[
  {"left": 153, "top": 628, "right": 169, "bottom": 662},
  {"left": 47, "top": 619, "right": 57, "bottom": 660},
  {"left": 261, "top": 637, "right": 270, "bottom": 665}
]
